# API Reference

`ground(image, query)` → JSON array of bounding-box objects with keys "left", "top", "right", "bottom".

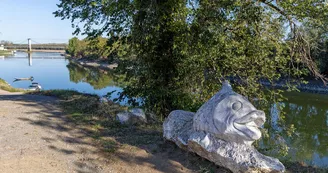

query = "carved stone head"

[{"left": 193, "top": 81, "right": 265, "bottom": 145}]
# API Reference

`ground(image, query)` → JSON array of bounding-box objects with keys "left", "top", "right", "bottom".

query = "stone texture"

[
  {"left": 163, "top": 81, "right": 285, "bottom": 173},
  {"left": 116, "top": 111, "right": 132, "bottom": 124},
  {"left": 163, "top": 110, "right": 195, "bottom": 148},
  {"left": 193, "top": 81, "right": 265, "bottom": 145},
  {"left": 116, "top": 108, "right": 147, "bottom": 124},
  {"left": 129, "top": 108, "right": 147, "bottom": 121},
  {"left": 188, "top": 132, "right": 285, "bottom": 173},
  {"left": 164, "top": 110, "right": 285, "bottom": 173}
]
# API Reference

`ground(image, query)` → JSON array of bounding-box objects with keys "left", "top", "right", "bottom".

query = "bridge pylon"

[{"left": 27, "top": 38, "right": 32, "bottom": 52}]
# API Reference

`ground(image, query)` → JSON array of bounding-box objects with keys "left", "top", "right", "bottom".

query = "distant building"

[{"left": 0, "top": 45, "right": 8, "bottom": 51}]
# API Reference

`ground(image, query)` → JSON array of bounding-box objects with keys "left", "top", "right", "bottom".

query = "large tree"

[{"left": 55, "top": 0, "right": 328, "bottom": 117}]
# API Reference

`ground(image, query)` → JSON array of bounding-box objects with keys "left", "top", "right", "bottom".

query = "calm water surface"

[
  {"left": 0, "top": 52, "right": 122, "bottom": 97},
  {"left": 260, "top": 92, "right": 328, "bottom": 168},
  {"left": 0, "top": 52, "right": 327, "bottom": 168}
]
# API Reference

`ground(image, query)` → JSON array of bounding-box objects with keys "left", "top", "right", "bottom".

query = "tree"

[
  {"left": 66, "top": 37, "right": 87, "bottom": 57},
  {"left": 0, "top": 40, "right": 13, "bottom": 45},
  {"left": 55, "top": 0, "right": 328, "bottom": 118},
  {"left": 84, "top": 36, "right": 111, "bottom": 60}
]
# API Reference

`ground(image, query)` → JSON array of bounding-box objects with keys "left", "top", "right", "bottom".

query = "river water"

[
  {"left": 0, "top": 52, "right": 122, "bottom": 97},
  {"left": 0, "top": 52, "right": 327, "bottom": 168}
]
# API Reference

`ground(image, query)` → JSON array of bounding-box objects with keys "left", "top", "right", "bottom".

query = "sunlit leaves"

[{"left": 56, "top": 0, "right": 328, "bottom": 118}]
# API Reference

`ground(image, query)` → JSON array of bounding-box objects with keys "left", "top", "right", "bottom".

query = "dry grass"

[
  {"left": 30, "top": 90, "right": 327, "bottom": 173},
  {"left": 0, "top": 78, "right": 24, "bottom": 92},
  {"left": 30, "top": 89, "right": 232, "bottom": 173}
]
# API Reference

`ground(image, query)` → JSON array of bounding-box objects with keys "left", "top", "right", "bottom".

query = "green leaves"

[{"left": 56, "top": 0, "right": 328, "bottom": 118}]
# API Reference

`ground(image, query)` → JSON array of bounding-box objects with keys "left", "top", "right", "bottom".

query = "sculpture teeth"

[{"left": 245, "top": 121, "right": 258, "bottom": 127}]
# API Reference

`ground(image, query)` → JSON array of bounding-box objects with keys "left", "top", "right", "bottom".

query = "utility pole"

[{"left": 27, "top": 38, "right": 32, "bottom": 52}]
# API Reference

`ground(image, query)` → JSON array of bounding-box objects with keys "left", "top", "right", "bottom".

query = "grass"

[
  {"left": 0, "top": 51, "right": 13, "bottom": 56},
  {"left": 30, "top": 89, "right": 328, "bottom": 173},
  {"left": 30, "top": 89, "right": 232, "bottom": 172},
  {"left": 0, "top": 78, "right": 24, "bottom": 92}
]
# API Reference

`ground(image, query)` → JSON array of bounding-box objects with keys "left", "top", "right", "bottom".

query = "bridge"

[{"left": 3, "top": 39, "right": 67, "bottom": 53}]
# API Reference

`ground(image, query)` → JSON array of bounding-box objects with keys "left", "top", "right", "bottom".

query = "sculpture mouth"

[{"left": 233, "top": 110, "right": 265, "bottom": 140}]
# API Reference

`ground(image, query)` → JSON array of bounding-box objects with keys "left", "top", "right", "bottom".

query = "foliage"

[
  {"left": 55, "top": 0, "right": 328, "bottom": 119},
  {"left": 66, "top": 36, "right": 113, "bottom": 60},
  {"left": 66, "top": 37, "right": 87, "bottom": 57},
  {"left": 297, "top": 21, "right": 328, "bottom": 75},
  {"left": 0, "top": 40, "right": 13, "bottom": 45}
]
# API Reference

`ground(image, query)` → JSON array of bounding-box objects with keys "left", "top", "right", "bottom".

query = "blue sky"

[{"left": 0, "top": 0, "right": 82, "bottom": 43}]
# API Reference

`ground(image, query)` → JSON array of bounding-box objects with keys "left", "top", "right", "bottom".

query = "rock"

[
  {"left": 116, "top": 108, "right": 147, "bottom": 125},
  {"left": 163, "top": 81, "right": 285, "bottom": 173},
  {"left": 129, "top": 108, "right": 147, "bottom": 122},
  {"left": 188, "top": 132, "right": 285, "bottom": 173},
  {"left": 116, "top": 111, "right": 132, "bottom": 124},
  {"left": 163, "top": 110, "right": 195, "bottom": 148},
  {"left": 99, "top": 96, "right": 109, "bottom": 103}
]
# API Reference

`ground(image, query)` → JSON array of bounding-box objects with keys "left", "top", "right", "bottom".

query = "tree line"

[{"left": 56, "top": 0, "right": 328, "bottom": 118}]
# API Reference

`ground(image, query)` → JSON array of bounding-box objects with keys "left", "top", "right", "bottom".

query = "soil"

[
  {"left": 0, "top": 89, "right": 230, "bottom": 173},
  {"left": 2, "top": 89, "right": 324, "bottom": 173}
]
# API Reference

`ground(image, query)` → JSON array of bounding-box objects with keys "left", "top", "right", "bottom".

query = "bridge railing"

[{"left": 5, "top": 44, "right": 67, "bottom": 50}]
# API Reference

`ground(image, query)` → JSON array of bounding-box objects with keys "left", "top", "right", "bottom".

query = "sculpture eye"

[{"left": 232, "top": 101, "right": 242, "bottom": 111}]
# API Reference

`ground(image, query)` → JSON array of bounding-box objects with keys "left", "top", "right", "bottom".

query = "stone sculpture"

[{"left": 163, "top": 81, "right": 285, "bottom": 173}]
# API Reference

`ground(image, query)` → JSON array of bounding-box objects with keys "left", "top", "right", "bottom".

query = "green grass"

[
  {"left": 31, "top": 90, "right": 232, "bottom": 172},
  {"left": 31, "top": 89, "right": 327, "bottom": 173},
  {"left": 0, "top": 51, "right": 13, "bottom": 56},
  {"left": 32, "top": 89, "right": 124, "bottom": 117},
  {"left": 31, "top": 89, "right": 162, "bottom": 149},
  {"left": 0, "top": 78, "right": 24, "bottom": 92}
]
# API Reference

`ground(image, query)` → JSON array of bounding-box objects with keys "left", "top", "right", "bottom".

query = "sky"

[{"left": 0, "top": 0, "right": 83, "bottom": 44}]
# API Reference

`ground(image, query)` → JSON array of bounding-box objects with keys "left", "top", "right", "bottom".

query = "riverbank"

[
  {"left": 69, "top": 58, "right": 118, "bottom": 71},
  {"left": 0, "top": 76, "right": 327, "bottom": 172},
  {"left": 0, "top": 88, "right": 232, "bottom": 173},
  {"left": 260, "top": 79, "right": 328, "bottom": 94},
  {"left": 26, "top": 90, "right": 328, "bottom": 172},
  {"left": 0, "top": 84, "right": 327, "bottom": 173},
  {"left": 0, "top": 50, "right": 14, "bottom": 56},
  {"left": 0, "top": 78, "right": 25, "bottom": 92},
  {"left": 71, "top": 58, "right": 328, "bottom": 95}
]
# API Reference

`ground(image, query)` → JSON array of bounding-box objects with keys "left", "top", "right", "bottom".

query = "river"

[
  {"left": 0, "top": 52, "right": 327, "bottom": 168},
  {"left": 0, "top": 52, "right": 122, "bottom": 98}
]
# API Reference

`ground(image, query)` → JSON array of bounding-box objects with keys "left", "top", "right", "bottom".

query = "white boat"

[{"left": 28, "top": 82, "right": 42, "bottom": 91}]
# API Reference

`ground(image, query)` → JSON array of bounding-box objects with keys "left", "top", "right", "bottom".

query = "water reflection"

[
  {"left": 66, "top": 62, "right": 117, "bottom": 90},
  {"left": 28, "top": 53, "right": 32, "bottom": 66},
  {"left": 261, "top": 92, "right": 328, "bottom": 167},
  {"left": 0, "top": 53, "right": 122, "bottom": 97},
  {"left": 0, "top": 53, "right": 327, "bottom": 168}
]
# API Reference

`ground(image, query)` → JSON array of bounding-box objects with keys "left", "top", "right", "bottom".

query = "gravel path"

[
  {"left": 0, "top": 90, "right": 228, "bottom": 173},
  {"left": 0, "top": 90, "right": 112, "bottom": 173}
]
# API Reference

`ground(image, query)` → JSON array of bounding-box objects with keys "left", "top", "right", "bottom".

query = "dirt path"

[
  {"left": 0, "top": 90, "right": 222, "bottom": 173},
  {"left": 0, "top": 90, "right": 115, "bottom": 172}
]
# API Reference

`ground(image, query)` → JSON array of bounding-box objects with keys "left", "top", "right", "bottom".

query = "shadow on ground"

[{"left": 0, "top": 94, "right": 325, "bottom": 173}]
